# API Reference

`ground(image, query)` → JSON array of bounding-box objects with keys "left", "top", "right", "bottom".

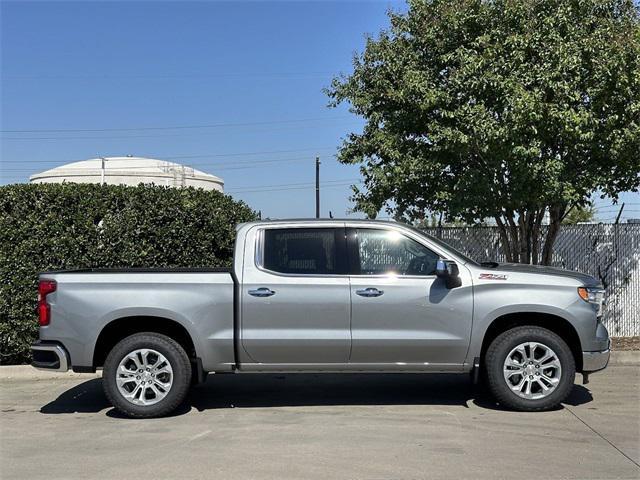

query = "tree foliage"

[
  {"left": 562, "top": 203, "right": 596, "bottom": 224},
  {"left": 0, "top": 183, "right": 257, "bottom": 364},
  {"left": 328, "top": 0, "right": 640, "bottom": 264}
]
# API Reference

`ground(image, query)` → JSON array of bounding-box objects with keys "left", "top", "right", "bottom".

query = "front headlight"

[{"left": 578, "top": 287, "right": 605, "bottom": 316}]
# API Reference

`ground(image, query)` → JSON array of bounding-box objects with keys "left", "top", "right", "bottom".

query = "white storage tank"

[{"left": 30, "top": 156, "right": 224, "bottom": 192}]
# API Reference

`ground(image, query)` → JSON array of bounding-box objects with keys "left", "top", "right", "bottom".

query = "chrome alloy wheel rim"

[
  {"left": 503, "top": 342, "right": 562, "bottom": 400},
  {"left": 116, "top": 349, "right": 173, "bottom": 406}
]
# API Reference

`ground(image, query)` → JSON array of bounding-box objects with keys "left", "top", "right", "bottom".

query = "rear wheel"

[
  {"left": 103, "top": 332, "right": 192, "bottom": 418},
  {"left": 485, "top": 326, "right": 575, "bottom": 411}
]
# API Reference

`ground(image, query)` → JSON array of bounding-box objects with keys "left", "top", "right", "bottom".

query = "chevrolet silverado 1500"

[{"left": 32, "top": 219, "right": 610, "bottom": 417}]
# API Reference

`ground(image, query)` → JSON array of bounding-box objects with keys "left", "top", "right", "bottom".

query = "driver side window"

[{"left": 355, "top": 229, "right": 439, "bottom": 276}]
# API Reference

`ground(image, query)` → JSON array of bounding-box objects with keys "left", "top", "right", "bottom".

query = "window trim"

[
  {"left": 346, "top": 227, "right": 440, "bottom": 278},
  {"left": 255, "top": 225, "right": 349, "bottom": 278}
]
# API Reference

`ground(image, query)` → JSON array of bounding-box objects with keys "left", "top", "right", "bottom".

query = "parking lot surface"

[{"left": 1, "top": 366, "right": 639, "bottom": 480}]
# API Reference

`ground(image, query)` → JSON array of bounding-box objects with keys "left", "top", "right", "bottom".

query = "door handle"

[
  {"left": 248, "top": 287, "right": 276, "bottom": 298},
  {"left": 356, "top": 287, "right": 384, "bottom": 298}
]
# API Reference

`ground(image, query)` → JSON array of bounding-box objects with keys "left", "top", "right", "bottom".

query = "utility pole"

[
  {"left": 315, "top": 156, "right": 321, "bottom": 219},
  {"left": 100, "top": 157, "right": 106, "bottom": 185},
  {"left": 614, "top": 203, "right": 625, "bottom": 224}
]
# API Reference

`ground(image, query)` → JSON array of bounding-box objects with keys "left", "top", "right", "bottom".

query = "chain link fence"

[{"left": 422, "top": 224, "right": 640, "bottom": 337}]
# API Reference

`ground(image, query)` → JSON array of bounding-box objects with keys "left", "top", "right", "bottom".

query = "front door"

[
  {"left": 348, "top": 227, "right": 473, "bottom": 368},
  {"left": 240, "top": 225, "right": 351, "bottom": 365}
]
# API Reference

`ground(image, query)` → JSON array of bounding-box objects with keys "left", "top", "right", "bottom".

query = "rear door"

[
  {"left": 347, "top": 226, "right": 473, "bottom": 368},
  {"left": 240, "top": 224, "right": 351, "bottom": 365}
]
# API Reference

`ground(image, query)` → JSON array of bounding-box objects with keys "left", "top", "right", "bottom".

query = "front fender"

[{"left": 466, "top": 282, "right": 596, "bottom": 363}]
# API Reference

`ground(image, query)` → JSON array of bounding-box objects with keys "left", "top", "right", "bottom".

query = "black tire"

[
  {"left": 485, "top": 326, "right": 575, "bottom": 411},
  {"left": 103, "top": 332, "right": 192, "bottom": 418}
]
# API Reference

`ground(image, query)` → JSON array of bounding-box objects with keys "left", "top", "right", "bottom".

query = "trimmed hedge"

[{"left": 0, "top": 183, "right": 258, "bottom": 364}]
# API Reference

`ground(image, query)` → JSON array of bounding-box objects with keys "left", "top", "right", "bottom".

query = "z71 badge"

[{"left": 479, "top": 273, "right": 508, "bottom": 280}]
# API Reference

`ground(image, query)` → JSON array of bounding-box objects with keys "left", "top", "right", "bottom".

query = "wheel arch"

[
  {"left": 479, "top": 312, "right": 583, "bottom": 372},
  {"left": 93, "top": 316, "right": 197, "bottom": 368}
]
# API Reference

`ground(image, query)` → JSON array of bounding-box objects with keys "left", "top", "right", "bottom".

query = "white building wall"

[{"left": 30, "top": 157, "right": 224, "bottom": 192}]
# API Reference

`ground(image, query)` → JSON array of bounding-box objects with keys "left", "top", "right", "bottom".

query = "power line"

[
  {"left": 2, "top": 71, "right": 335, "bottom": 80},
  {"left": 0, "top": 147, "right": 338, "bottom": 164},
  {"left": 0, "top": 156, "right": 338, "bottom": 173},
  {"left": 214, "top": 159, "right": 340, "bottom": 172},
  {"left": 0, "top": 121, "right": 360, "bottom": 140},
  {"left": 231, "top": 184, "right": 355, "bottom": 194},
  {"left": 0, "top": 116, "right": 352, "bottom": 134},
  {"left": 0, "top": 166, "right": 360, "bottom": 192},
  {"left": 166, "top": 147, "right": 337, "bottom": 160},
  {"left": 229, "top": 182, "right": 360, "bottom": 194},
  {"left": 593, "top": 205, "right": 625, "bottom": 211},
  {"left": 0, "top": 157, "right": 309, "bottom": 170},
  {"left": 228, "top": 178, "right": 359, "bottom": 192}
]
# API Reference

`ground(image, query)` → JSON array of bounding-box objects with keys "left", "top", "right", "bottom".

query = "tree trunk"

[
  {"left": 531, "top": 209, "right": 544, "bottom": 264},
  {"left": 496, "top": 207, "right": 555, "bottom": 265},
  {"left": 541, "top": 204, "right": 566, "bottom": 265},
  {"left": 505, "top": 211, "right": 520, "bottom": 262},
  {"left": 517, "top": 210, "right": 537, "bottom": 264},
  {"left": 495, "top": 216, "right": 515, "bottom": 262},
  {"left": 517, "top": 212, "right": 527, "bottom": 263}
]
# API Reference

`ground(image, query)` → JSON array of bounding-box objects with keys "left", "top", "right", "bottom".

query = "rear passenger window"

[{"left": 262, "top": 228, "right": 345, "bottom": 275}]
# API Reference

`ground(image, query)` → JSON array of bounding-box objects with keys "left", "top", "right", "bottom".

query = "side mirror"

[{"left": 436, "top": 259, "right": 462, "bottom": 289}]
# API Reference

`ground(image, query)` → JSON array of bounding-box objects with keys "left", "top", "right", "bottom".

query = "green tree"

[
  {"left": 328, "top": 0, "right": 640, "bottom": 264},
  {"left": 0, "top": 183, "right": 257, "bottom": 364},
  {"left": 562, "top": 203, "right": 596, "bottom": 224}
]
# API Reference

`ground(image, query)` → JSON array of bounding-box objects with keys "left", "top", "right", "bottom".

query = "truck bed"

[
  {"left": 41, "top": 267, "right": 231, "bottom": 274},
  {"left": 39, "top": 269, "right": 237, "bottom": 372}
]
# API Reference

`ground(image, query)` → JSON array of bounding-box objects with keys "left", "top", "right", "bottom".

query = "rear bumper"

[
  {"left": 31, "top": 342, "right": 70, "bottom": 372},
  {"left": 582, "top": 349, "right": 610, "bottom": 373}
]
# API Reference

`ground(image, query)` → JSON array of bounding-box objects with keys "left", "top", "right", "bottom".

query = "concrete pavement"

[{"left": 1, "top": 366, "right": 639, "bottom": 479}]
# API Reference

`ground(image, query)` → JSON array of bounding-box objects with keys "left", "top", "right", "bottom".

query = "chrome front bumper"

[
  {"left": 31, "top": 342, "right": 70, "bottom": 372},
  {"left": 582, "top": 349, "right": 610, "bottom": 373}
]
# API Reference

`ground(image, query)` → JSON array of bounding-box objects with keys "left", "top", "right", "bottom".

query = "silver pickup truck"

[{"left": 32, "top": 219, "right": 610, "bottom": 418}]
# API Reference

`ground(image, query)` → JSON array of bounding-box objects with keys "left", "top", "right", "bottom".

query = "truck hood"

[{"left": 488, "top": 263, "right": 602, "bottom": 287}]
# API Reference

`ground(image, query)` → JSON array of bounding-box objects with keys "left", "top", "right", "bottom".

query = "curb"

[
  {"left": 607, "top": 350, "right": 640, "bottom": 366},
  {"left": 1, "top": 351, "right": 638, "bottom": 380},
  {"left": 0, "top": 365, "right": 101, "bottom": 380}
]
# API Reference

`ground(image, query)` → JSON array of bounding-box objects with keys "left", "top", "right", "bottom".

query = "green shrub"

[{"left": 0, "top": 183, "right": 258, "bottom": 364}]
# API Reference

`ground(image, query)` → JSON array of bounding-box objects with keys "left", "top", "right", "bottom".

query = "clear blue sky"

[{"left": 1, "top": 0, "right": 637, "bottom": 221}]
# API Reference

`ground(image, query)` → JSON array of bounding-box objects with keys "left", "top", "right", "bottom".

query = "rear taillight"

[{"left": 38, "top": 279, "right": 57, "bottom": 326}]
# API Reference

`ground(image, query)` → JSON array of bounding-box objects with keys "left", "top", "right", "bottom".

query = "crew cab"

[{"left": 32, "top": 219, "right": 610, "bottom": 417}]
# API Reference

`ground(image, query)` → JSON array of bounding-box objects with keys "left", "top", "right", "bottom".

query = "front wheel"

[
  {"left": 103, "top": 332, "right": 192, "bottom": 418},
  {"left": 485, "top": 326, "right": 575, "bottom": 411}
]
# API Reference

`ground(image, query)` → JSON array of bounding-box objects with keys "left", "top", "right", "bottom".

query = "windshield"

[{"left": 402, "top": 224, "right": 480, "bottom": 266}]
